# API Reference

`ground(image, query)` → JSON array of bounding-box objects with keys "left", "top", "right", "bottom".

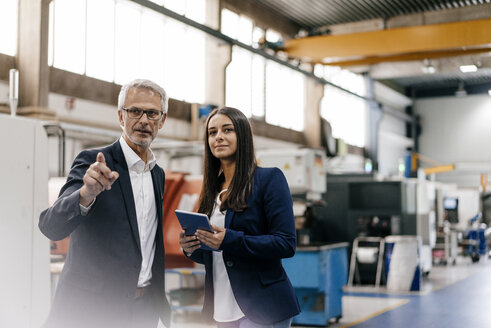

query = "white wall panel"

[{"left": 415, "top": 94, "right": 491, "bottom": 187}]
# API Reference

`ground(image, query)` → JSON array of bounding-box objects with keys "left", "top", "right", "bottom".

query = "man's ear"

[
  {"left": 159, "top": 113, "right": 167, "bottom": 129},
  {"left": 118, "top": 109, "right": 124, "bottom": 127}
]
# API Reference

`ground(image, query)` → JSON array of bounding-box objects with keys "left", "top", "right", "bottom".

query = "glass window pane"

[
  {"left": 221, "top": 8, "right": 238, "bottom": 39},
  {"left": 323, "top": 65, "right": 366, "bottom": 97},
  {"left": 86, "top": 0, "right": 115, "bottom": 82},
  {"left": 226, "top": 47, "right": 252, "bottom": 117},
  {"left": 162, "top": 20, "right": 205, "bottom": 103},
  {"left": 265, "top": 29, "right": 281, "bottom": 43},
  {"left": 266, "top": 62, "right": 304, "bottom": 131},
  {"left": 251, "top": 54, "right": 264, "bottom": 117},
  {"left": 186, "top": 0, "right": 205, "bottom": 24},
  {"left": 238, "top": 15, "right": 252, "bottom": 45},
  {"left": 313, "top": 64, "right": 324, "bottom": 78},
  {"left": 0, "top": 0, "right": 18, "bottom": 56},
  {"left": 164, "top": 0, "right": 185, "bottom": 15},
  {"left": 139, "top": 9, "right": 165, "bottom": 87},
  {"left": 252, "top": 26, "right": 264, "bottom": 48},
  {"left": 163, "top": 19, "right": 186, "bottom": 101},
  {"left": 181, "top": 28, "right": 205, "bottom": 103},
  {"left": 114, "top": 1, "right": 141, "bottom": 85},
  {"left": 321, "top": 85, "right": 366, "bottom": 147},
  {"left": 265, "top": 61, "right": 282, "bottom": 126},
  {"left": 53, "top": 0, "right": 86, "bottom": 74}
]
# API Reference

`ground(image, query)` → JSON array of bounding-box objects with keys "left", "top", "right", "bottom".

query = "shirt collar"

[{"left": 119, "top": 136, "right": 157, "bottom": 173}]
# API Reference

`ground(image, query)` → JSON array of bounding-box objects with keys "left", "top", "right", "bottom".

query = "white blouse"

[{"left": 211, "top": 190, "right": 245, "bottom": 322}]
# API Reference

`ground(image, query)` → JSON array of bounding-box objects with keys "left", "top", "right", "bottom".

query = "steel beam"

[
  {"left": 283, "top": 19, "right": 491, "bottom": 63},
  {"left": 324, "top": 47, "right": 491, "bottom": 67}
]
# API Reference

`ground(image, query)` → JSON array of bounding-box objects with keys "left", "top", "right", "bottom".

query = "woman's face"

[{"left": 207, "top": 113, "right": 237, "bottom": 161}]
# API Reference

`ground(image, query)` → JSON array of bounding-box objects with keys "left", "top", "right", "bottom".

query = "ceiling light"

[
  {"left": 422, "top": 65, "right": 435, "bottom": 74},
  {"left": 488, "top": 90, "right": 491, "bottom": 96},
  {"left": 422, "top": 59, "right": 435, "bottom": 74},
  {"left": 459, "top": 64, "right": 477, "bottom": 73}
]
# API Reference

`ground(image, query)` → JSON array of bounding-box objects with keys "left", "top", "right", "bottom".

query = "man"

[{"left": 39, "top": 79, "right": 171, "bottom": 328}]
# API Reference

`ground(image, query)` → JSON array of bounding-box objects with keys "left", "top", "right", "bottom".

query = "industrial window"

[
  {"left": 51, "top": 0, "right": 86, "bottom": 74},
  {"left": 221, "top": 9, "right": 254, "bottom": 46},
  {"left": 162, "top": 19, "right": 205, "bottom": 103},
  {"left": 226, "top": 46, "right": 304, "bottom": 131},
  {"left": 265, "top": 29, "right": 281, "bottom": 43},
  {"left": 322, "top": 65, "right": 367, "bottom": 97},
  {"left": 0, "top": 0, "right": 18, "bottom": 56},
  {"left": 222, "top": 9, "right": 304, "bottom": 131},
  {"left": 48, "top": 0, "right": 206, "bottom": 103},
  {"left": 147, "top": 0, "right": 205, "bottom": 23},
  {"left": 86, "top": 0, "right": 115, "bottom": 82},
  {"left": 226, "top": 47, "right": 252, "bottom": 116},
  {"left": 265, "top": 61, "right": 304, "bottom": 131},
  {"left": 223, "top": 10, "right": 265, "bottom": 118},
  {"left": 318, "top": 65, "right": 367, "bottom": 147}
]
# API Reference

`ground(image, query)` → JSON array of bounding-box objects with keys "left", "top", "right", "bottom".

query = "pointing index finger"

[{"left": 96, "top": 152, "right": 106, "bottom": 164}]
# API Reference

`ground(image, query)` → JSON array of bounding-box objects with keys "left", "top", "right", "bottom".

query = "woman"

[{"left": 179, "top": 107, "right": 300, "bottom": 328}]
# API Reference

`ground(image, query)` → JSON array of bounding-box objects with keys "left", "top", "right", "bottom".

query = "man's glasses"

[{"left": 121, "top": 107, "right": 164, "bottom": 121}]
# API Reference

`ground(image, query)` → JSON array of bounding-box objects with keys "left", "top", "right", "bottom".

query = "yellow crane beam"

[
  {"left": 323, "top": 47, "right": 491, "bottom": 67},
  {"left": 282, "top": 19, "right": 491, "bottom": 64},
  {"left": 423, "top": 164, "right": 455, "bottom": 175}
]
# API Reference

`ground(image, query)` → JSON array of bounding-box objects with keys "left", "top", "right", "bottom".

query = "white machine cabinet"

[
  {"left": 256, "top": 148, "right": 326, "bottom": 200},
  {"left": 0, "top": 115, "right": 50, "bottom": 327}
]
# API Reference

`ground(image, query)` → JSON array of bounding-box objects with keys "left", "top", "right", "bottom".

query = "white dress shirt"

[
  {"left": 211, "top": 190, "right": 245, "bottom": 322},
  {"left": 119, "top": 136, "right": 158, "bottom": 288}
]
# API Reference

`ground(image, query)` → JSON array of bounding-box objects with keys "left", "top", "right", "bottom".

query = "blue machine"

[{"left": 282, "top": 243, "right": 348, "bottom": 326}]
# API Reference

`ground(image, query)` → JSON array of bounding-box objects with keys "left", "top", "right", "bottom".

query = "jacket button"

[{"left": 226, "top": 261, "right": 234, "bottom": 267}]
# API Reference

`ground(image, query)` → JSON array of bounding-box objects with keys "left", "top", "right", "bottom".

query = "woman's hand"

[
  {"left": 179, "top": 230, "right": 201, "bottom": 256},
  {"left": 196, "top": 225, "right": 226, "bottom": 250}
]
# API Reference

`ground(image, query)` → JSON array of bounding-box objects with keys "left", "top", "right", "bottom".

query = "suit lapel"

[
  {"left": 111, "top": 141, "right": 142, "bottom": 254},
  {"left": 151, "top": 167, "right": 164, "bottom": 250},
  {"left": 225, "top": 209, "right": 235, "bottom": 229}
]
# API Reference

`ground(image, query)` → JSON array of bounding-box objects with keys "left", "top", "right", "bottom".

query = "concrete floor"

[{"left": 163, "top": 256, "right": 490, "bottom": 328}]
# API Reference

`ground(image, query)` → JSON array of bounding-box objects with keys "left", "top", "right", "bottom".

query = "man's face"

[{"left": 118, "top": 87, "right": 166, "bottom": 149}]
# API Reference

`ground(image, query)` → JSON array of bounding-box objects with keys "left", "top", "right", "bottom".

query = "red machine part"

[{"left": 163, "top": 171, "right": 203, "bottom": 268}]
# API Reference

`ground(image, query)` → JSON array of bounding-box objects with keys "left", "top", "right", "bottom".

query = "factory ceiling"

[{"left": 255, "top": 0, "right": 491, "bottom": 97}]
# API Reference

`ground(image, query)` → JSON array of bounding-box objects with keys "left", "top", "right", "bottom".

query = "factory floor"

[{"left": 164, "top": 256, "right": 491, "bottom": 328}]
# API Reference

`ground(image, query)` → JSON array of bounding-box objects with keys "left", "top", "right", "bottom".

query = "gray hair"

[{"left": 118, "top": 79, "right": 169, "bottom": 115}]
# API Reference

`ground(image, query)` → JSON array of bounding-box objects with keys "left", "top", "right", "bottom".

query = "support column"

[
  {"left": 205, "top": 0, "right": 231, "bottom": 107},
  {"left": 364, "top": 74, "right": 383, "bottom": 171},
  {"left": 304, "top": 78, "right": 324, "bottom": 148},
  {"left": 17, "top": 0, "right": 50, "bottom": 108}
]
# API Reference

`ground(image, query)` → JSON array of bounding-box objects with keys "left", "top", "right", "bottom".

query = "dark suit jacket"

[
  {"left": 188, "top": 167, "right": 301, "bottom": 324},
  {"left": 39, "top": 140, "right": 171, "bottom": 328}
]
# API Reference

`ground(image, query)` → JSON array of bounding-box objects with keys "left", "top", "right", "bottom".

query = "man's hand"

[
  {"left": 79, "top": 152, "right": 119, "bottom": 207},
  {"left": 196, "top": 225, "right": 226, "bottom": 250}
]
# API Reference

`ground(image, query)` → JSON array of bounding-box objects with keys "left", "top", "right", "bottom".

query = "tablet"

[{"left": 175, "top": 210, "right": 217, "bottom": 251}]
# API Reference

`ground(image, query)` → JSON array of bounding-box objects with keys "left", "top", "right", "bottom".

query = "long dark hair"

[{"left": 198, "top": 107, "right": 257, "bottom": 217}]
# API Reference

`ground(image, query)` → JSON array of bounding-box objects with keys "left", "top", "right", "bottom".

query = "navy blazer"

[
  {"left": 39, "top": 141, "right": 171, "bottom": 328},
  {"left": 188, "top": 167, "right": 301, "bottom": 324}
]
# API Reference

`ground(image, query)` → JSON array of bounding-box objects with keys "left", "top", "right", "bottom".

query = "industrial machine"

[
  {"left": 256, "top": 148, "right": 328, "bottom": 244},
  {"left": 316, "top": 174, "right": 435, "bottom": 283},
  {"left": 162, "top": 171, "right": 202, "bottom": 268},
  {"left": 0, "top": 115, "right": 51, "bottom": 327},
  {"left": 257, "top": 149, "right": 349, "bottom": 324},
  {"left": 256, "top": 148, "right": 327, "bottom": 201},
  {"left": 282, "top": 243, "right": 348, "bottom": 326}
]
